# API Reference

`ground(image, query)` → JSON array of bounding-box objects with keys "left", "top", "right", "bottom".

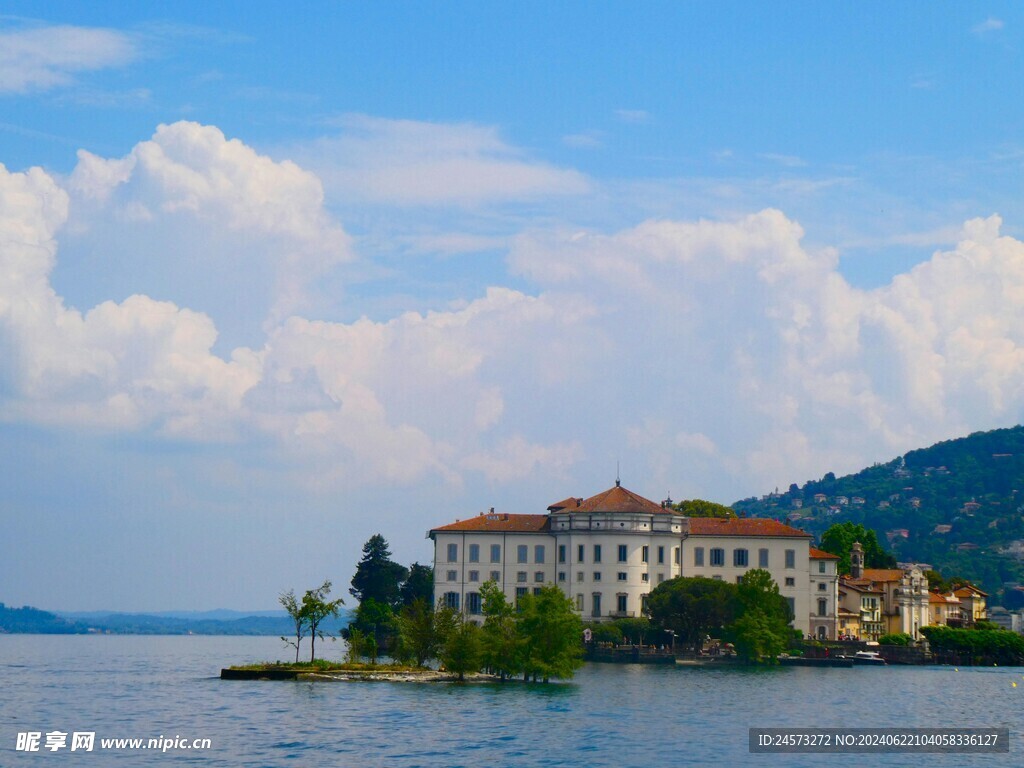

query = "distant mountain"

[
  {"left": 0, "top": 603, "right": 86, "bottom": 634},
  {"left": 733, "top": 425, "right": 1024, "bottom": 606},
  {"left": 3, "top": 606, "right": 351, "bottom": 635},
  {"left": 58, "top": 609, "right": 291, "bottom": 621}
]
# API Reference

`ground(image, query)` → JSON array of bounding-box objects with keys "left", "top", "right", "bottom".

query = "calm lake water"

[{"left": 1, "top": 635, "right": 1019, "bottom": 766}]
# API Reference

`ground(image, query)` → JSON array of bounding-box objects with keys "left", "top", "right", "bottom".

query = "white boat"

[{"left": 851, "top": 650, "right": 886, "bottom": 665}]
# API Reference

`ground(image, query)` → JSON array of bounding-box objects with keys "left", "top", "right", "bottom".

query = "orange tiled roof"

[
  {"left": 929, "top": 591, "right": 958, "bottom": 604},
  {"left": 687, "top": 517, "right": 811, "bottom": 538},
  {"left": 810, "top": 547, "right": 840, "bottom": 559},
  {"left": 432, "top": 513, "right": 550, "bottom": 533},
  {"left": 547, "top": 496, "right": 582, "bottom": 512},
  {"left": 860, "top": 568, "right": 905, "bottom": 583},
  {"left": 570, "top": 484, "right": 671, "bottom": 515},
  {"left": 954, "top": 585, "right": 989, "bottom": 598},
  {"left": 840, "top": 578, "right": 883, "bottom": 594}
]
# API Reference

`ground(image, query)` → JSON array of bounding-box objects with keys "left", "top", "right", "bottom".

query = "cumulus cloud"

[
  {"left": 66, "top": 121, "right": 352, "bottom": 327},
  {"left": 0, "top": 25, "right": 136, "bottom": 93},
  {"left": 294, "top": 114, "right": 590, "bottom": 206},
  {"left": 7, "top": 121, "right": 1024, "bottom": 502},
  {"left": 509, "top": 210, "right": 1024, "bottom": 496}
]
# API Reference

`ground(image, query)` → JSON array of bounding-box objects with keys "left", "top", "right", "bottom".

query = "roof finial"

[{"left": 616, "top": 460, "right": 620, "bottom": 487}]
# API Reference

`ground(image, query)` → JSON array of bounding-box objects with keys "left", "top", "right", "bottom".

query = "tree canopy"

[
  {"left": 349, "top": 534, "right": 410, "bottom": 608},
  {"left": 399, "top": 563, "right": 434, "bottom": 606},
  {"left": 819, "top": 522, "right": 896, "bottom": 576},
  {"left": 646, "top": 577, "right": 737, "bottom": 652},
  {"left": 672, "top": 499, "right": 736, "bottom": 519}
]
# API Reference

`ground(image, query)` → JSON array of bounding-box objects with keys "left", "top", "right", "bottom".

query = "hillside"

[
  {"left": 732, "top": 426, "right": 1024, "bottom": 606},
  {"left": 1, "top": 605, "right": 350, "bottom": 635}
]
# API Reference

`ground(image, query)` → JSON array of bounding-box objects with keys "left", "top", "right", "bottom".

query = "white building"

[{"left": 429, "top": 483, "right": 814, "bottom": 635}]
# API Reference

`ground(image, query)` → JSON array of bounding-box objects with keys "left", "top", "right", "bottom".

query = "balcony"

[{"left": 608, "top": 610, "right": 635, "bottom": 618}]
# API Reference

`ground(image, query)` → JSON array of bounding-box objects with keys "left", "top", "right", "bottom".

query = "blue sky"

[{"left": 2, "top": 3, "right": 1024, "bottom": 610}]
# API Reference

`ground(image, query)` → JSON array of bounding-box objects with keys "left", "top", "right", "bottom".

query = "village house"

[
  {"left": 809, "top": 548, "right": 839, "bottom": 640},
  {"left": 838, "top": 542, "right": 930, "bottom": 640},
  {"left": 428, "top": 483, "right": 815, "bottom": 636}
]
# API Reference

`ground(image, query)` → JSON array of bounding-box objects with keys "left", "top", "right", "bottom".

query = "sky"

[{"left": 2, "top": 3, "right": 1024, "bottom": 611}]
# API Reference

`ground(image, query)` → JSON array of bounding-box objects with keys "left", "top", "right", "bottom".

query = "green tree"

[
  {"left": 646, "top": 577, "right": 738, "bottom": 653},
  {"left": 301, "top": 580, "right": 345, "bottom": 662},
  {"left": 672, "top": 499, "right": 736, "bottom": 519},
  {"left": 819, "top": 522, "right": 897, "bottom": 575},
  {"left": 395, "top": 598, "right": 440, "bottom": 667},
  {"left": 614, "top": 617, "right": 653, "bottom": 645},
  {"left": 351, "top": 597, "right": 395, "bottom": 650},
  {"left": 440, "top": 619, "right": 483, "bottom": 680},
  {"left": 730, "top": 569, "right": 794, "bottom": 663},
  {"left": 479, "top": 581, "right": 521, "bottom": 680},
  {"left": 278, "top": 588, "right": 306, "bottom": 664},
  {"left": 399, "top": 563, "right": 434, "bottom": 606},
  {"left": 516, "top": 585, "right": 584, "bottom": 682},
  {"left": 350, "top": 534, "right": 410, "bottom": 608},
  {"left": 730, "top": 608, "right": 789, "bottom": 663}
]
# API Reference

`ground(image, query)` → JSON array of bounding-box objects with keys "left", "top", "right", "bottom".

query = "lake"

[{"left": 1, "top": 635, "right": 1019, "bottom": 766}]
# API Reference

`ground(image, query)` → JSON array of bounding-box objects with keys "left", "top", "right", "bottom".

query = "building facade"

[{"left": 429, "top": 483, "right": 814, "bottom": 636}]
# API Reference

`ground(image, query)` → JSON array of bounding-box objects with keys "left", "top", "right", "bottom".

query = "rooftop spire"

[{"left": 615, "top": 460, "right": 620, "bottom": 487}]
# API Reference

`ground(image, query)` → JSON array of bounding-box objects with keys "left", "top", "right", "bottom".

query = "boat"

[{"left": 851, "top": 650, "right": 886, "bottom": 665}]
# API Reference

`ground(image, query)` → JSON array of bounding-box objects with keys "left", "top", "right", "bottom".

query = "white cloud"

[
  {"left": 66, "top": 121, "right": 352, "bottom": 326},
  {"left": 972, "top": 17, "right": 1004, "bottom": 35},
  {"left": 509, "top": 210, "right": 1024, "bottom": 496},
  {"left": 294, "top": 114, "right": 590, "bottom": 207},
  {"left": 0, "top": 25, "right": 136, "bottom": 93}
]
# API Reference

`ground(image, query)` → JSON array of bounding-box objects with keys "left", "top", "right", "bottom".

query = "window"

[
  {"left": 489, "top": 570, "right": 501, "bottom": 582},
  {"left": 642, "top": 546, "right": 649, "bottom": 563},
  {"left": 617, "top": 572, "right": 627, "bottom": 581},
  {"left": 468, "top": 570, "right": 479, "bottom": 583},
  {"left": 674, "top": 547, "right": 680, "bottom": 565},
  {"left": 818, "top": 582, "right": 827, "bottom": 591},
  {"left": 535, "top": 545, "right": 545, "bottom": 564},
  {"left": 517, "top": 571, "right": 527, "bottom": 583},
  {"left": 558, "top": 545, "right": 566, "bottom": 563},
  {"left": 594, "top": 545, "right": 602, "bottom": 563},
  {"left": 733, "top": 548, "right": 748, "bottom": 567},
  {"left": 759, "top": 548, "right": 769, "bottom": 568},
  {"left": 694, "top": 547, "right": 705, "bottom": 567},
  {"left": 593, "top": 572, "right": 602, "bottom": 581},
  {"left": 490, "top": 544, "right": 501, "bottom": 563},
  {"left": 468, "top": 544, "right": 480, "bottom": 563},
  {"left": 736, "top": 576, "right": 744, "bottom": 584},
  {"left": 467, "top": 592, "right": 482, "bottom": 614},
  {"left": 710, "top": 548, "right": 725, "bottom": 567},
  {"left": 533, "top": 588, "right": 542, "bottom": 596},
  {"left": 786, "top": 597, "right": 795, "bottom": 618},
  {"left": 785, "top": 549, "right": 795, "bottom": 569},
  {"left": 617, "top": 594, "right": 627, "bottom": 613},
  {"left": 641, "top": 573, "right": 649, "bottom": 583},
  {"left": 592, "top": 593, "right": 602, "bottom": 617},
  {"left": 818, "top": 598, "right": 828, "bottom": 616},
  {"left": 516, "top": 587, "right": 527, "bottom": 600},
  {"left": 534, "top": 571, "right": 544, "bottom": 583},
  {"left": 517, "top": 545, "right": 528, "bottom": 564},
  {"left": 447, "top": 543, "right": 458, "bottom": 562},
  {"left": 784, "top": 577, "right": 795, "bottom": 587},
  {"left": 576, "top": 594, "right": 584, "bottom": 611},
  {"left": 618, "top": 544, "right": 628, "bottom": 563},
  {"left": 818, "top": 561, "right": 826, "bottom": 574},
  {"left": 558, "top": 571, "right": 566, "bottom": 582},
  {"left": 446, "top": 570, "right": 458, "bottom": 582},
  {"left": 577, "top": 544, "right": 585, "bottom": 563},
  {"left": 657, "top": 574, "right": 665, "bottom": 583},
  {"left": 577, "top": 572, "right": 584, "bottom": 581},
  {"left": 444, "top": 592, "right": 460, "bottom": 610},
  {"left": 657, "top": 546, "right": 665, "bottom": 564}
]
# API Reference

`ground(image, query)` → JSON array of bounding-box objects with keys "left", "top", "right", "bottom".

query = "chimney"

[
  {"left": 490, "top": 507, "right": 495, "bottom": 514},
  {"left": 851, "top": 541, "right": 864, "bottom": 579}
]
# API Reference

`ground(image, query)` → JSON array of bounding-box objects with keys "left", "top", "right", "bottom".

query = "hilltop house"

[{"left": 429, "top": 483, "right": 815, "bottom": 636}]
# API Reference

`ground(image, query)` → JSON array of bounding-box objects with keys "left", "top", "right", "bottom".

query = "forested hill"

[{"left": 732, "top": 426, "right": 1024, "bottom": 605}]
